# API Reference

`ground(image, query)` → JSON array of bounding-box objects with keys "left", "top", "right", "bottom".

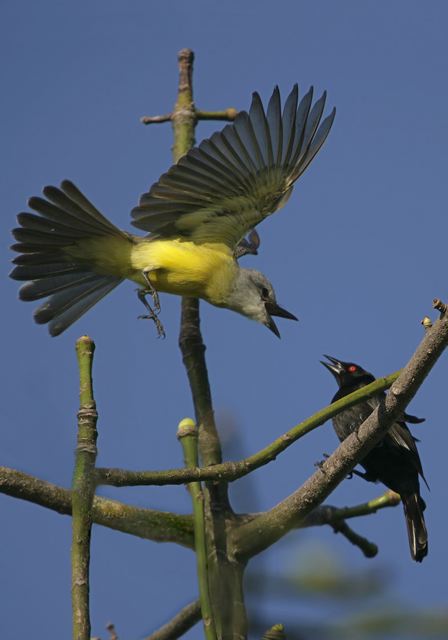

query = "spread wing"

[{"left": 131, "top": 85, "right": 335, "bottom": 249}]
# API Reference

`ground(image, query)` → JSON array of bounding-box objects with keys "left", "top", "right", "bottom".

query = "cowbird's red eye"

[{"left": 348, "top": 365, "right": 357, "bottom": 373}]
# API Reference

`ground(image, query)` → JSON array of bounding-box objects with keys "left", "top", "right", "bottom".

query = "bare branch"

[
  {"left": 0, "top": 467, "right": 193, "bottom": 547},
  {"left": 301, "top": 491, "right": 401, "bottom": 530},
  {"left": 144, "top": 600, "right": 201, "bottom": 640},
  {"left": 178, "top": 419, "right": 217, "bottom": 639},
  {"left": 305, "top": 492, "right": 402, "bottom": 557},
  {"left": 195, "top": 108, "right": 237, "bottom": 121},
  {"left": 172, "top": 48, "right": 241, "bottom": 640},
  {"left": 330, "top": 521, "right": 378, "bottom": 558},
  {"left": 233, "top": 303, "right": 448, "bottom": 559},
  {"left": 72, "top": 336, "right": 98, "bottom": 640},
  {"left": 140, "top": 113, "right": 172, "bottom": 125}
]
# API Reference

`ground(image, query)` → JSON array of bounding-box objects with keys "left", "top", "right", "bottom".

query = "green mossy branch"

[
  {"left": 72, "top": 336, "right": 98, "bottom": 640},
  {"left": 178, "top": 419, "right": 217, "bottom": 640},
  {"left": 95, "top": 371, "right": 400, "bottom": 487},
  {"left": 0, "top": 466, "right": 194, "bottom": 545}
]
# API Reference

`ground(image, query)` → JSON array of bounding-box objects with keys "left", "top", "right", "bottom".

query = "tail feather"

[
  {"left": 19, "top": 272, "right": 102, "bottom": 301},
  {"left": 34, "top": 275, "right": 120, "bottom": 336},
  {"left": 402, "top": 493, "right": 428, "bottom": 562},
  {"left": 10, "top": 181, "right": 126, "bottom": 335},
  {"left": 45, "top": 181, "right": 122, "bottom": 234},
  {"left": 13, "top": 226, "right": 77, "bottom": 246},
  {"left": 17, "top": 212, "right": 91, "bottom": 238},
  {"left": 11, "top": 262, "right": 82, "bottom": 281},
  {"left": 12, "top": 252, "right": 70, "bottom": 266},
  {"left": 29, "top": 195, "right": 109, "bottom": 236}
]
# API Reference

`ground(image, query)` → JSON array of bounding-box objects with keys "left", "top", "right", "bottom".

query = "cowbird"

[{"left": 321, "top": 355, "right": 428, "bottom": 562}]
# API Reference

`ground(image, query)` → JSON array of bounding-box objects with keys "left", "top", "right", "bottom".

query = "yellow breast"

[{"left": 129, "top": 238, "right": 238, "bottom": 304}]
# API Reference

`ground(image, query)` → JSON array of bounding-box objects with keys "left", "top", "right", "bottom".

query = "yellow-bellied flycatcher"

[{"left": 11, "top": 85, "right": 335, "bottom": 337}]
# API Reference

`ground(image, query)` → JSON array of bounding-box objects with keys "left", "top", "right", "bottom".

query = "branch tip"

[
  {"left": 140, "top": 113, "right": 173, "bottom": 125},
  {"left": 106, "top": 622, "right": 119, "bottom": 640},
  {"left": 262, "top": 623, "right": 286, "bottom": 639},
  {"left": 178, "top": 48, "right": 194, "bottom": 63},
  {"left": 433, "top": 298, "right": 447, "bottom": 314},
  {"left": 177, "top": 417, "right": 197, "bottom": 439},
  {"left": 196, "top": 108, "right": 238, "bottom": 122},
  {"left": 332, "top": 520, "right": 378, "bottom": 558}
]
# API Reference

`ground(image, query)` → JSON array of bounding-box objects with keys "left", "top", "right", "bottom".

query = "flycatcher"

[{"left": 11, "top": 85, "right": 335, "bottom": 337}]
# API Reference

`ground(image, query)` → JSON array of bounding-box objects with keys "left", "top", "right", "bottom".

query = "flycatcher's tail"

[
  {"left": 10, "top": 180, "right": 128, "bottom": 336},
  {"left": 402, "top": 492, "right": 428, "bottom": 562}
]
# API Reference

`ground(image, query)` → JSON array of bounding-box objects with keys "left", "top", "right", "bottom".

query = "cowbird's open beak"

[{"left": 320, "top": 354, "right": 345, "bottom": 379}]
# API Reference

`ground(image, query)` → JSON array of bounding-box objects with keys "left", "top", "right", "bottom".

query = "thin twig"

[
  {"left": 330, "top": 521, "right": 378, "bottom": 558},
  {"left": 144, "top": 600, "right": 201, "bottom": 640},
  {"left": 178, "top": 419, "right": 216, "bottom": 640},
  {"left": 302, "top": 491, "right": 401, "bottom": 557},
  {"left": 195, "top": 108, "right": 238, "bottom": 121},
  {"left": 140, "top": 108, "right": 237, "bottom": 125},
  {"left": 433, "top": 297, "right": 448, "bottom": 314},
  {"left": 72, "top": 337, "right": 98, "bottom": 640},
  {"left": 95, "top": 372, "right": 400, "bottom": 487},
  {"left": 324, "top": 490, "right": 401, "bottom": 521},
  {"left": 140, "top": 113, "right": 172, "bottom": 124},
  {"left": 106, "top": 622, "right": 119, "bottom": 639}
]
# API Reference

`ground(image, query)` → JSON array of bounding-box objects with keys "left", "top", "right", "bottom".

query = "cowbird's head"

[{"left": 320, "top": 355, "right": 374, "bottom": 388}]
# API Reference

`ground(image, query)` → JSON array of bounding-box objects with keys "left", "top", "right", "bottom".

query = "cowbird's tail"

[{"left": 402, "top": 492, "right": 428, "bottom": 562}]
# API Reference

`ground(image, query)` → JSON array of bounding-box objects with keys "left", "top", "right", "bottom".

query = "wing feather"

[
  {"left": 281, "top": 84, "right": 299, "bottom": 167},
  {"left": 266, "top": 86, "right": 282, "bottom": 166},
  {"left": 132, "top": 85, "right": 335, "bottom": 247}
]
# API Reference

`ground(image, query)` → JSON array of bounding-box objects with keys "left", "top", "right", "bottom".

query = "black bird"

[{"left": 321, "top": 355, "right": 428, "bottom": 562}]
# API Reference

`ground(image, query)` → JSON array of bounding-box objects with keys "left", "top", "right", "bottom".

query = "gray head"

[{"left": 226, "top": 268, "right": 298, "bottom": 337}]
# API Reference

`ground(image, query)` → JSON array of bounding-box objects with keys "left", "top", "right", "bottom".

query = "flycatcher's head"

[{"left": 226, "top": 268, "right": 298, "bottom": 337}]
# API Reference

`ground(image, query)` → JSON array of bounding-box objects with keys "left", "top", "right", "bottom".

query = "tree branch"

[
  {"left": 330, "top": 521, "right": 378, "bottom": 558},
  {"left": 233, "top": 302, "right": 448, "bottom": 559},
  {"left": 0, "top": 467, "right": 194, "bottom": 547},
  {"left": 95, "top": 372, "right": 400, "bottom": 487},
  {"left": 72, "top": 337, "right": 98, "bottom": 640},
  {"left": 239, "top": 491, "right": 399, "bottom": 558},
  {"left": 195, "top": 108, "right": 237, "bottom": 121},
  {"left": 140, "top": 113, "right": 173, "bottom": 124},
  {"left": 172, "top": 48, "right": 241, "bottom": 640},
  {"left": 140, "top": 108, "right": 237, "bottom": 125},
  {"left": 304, "top": 492, "right": 402, "bottom": 557},
  {"left": 178, "top": 419, "right": 217, "bottom": 640},
  {"left": 301, "top": 491, "right": 401, "bottom": 529},
  {"left": 143, "top": 600, "right": 201, "bottom": 640}
]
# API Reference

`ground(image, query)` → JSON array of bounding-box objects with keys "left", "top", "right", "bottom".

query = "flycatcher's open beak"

[{"left": 264, "top": 302, "right": 298, "bottom": 338}]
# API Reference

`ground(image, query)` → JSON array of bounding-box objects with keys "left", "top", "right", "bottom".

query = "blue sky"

[{"left": 1, "top": 1, "right": 447, "bottom": 638}]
